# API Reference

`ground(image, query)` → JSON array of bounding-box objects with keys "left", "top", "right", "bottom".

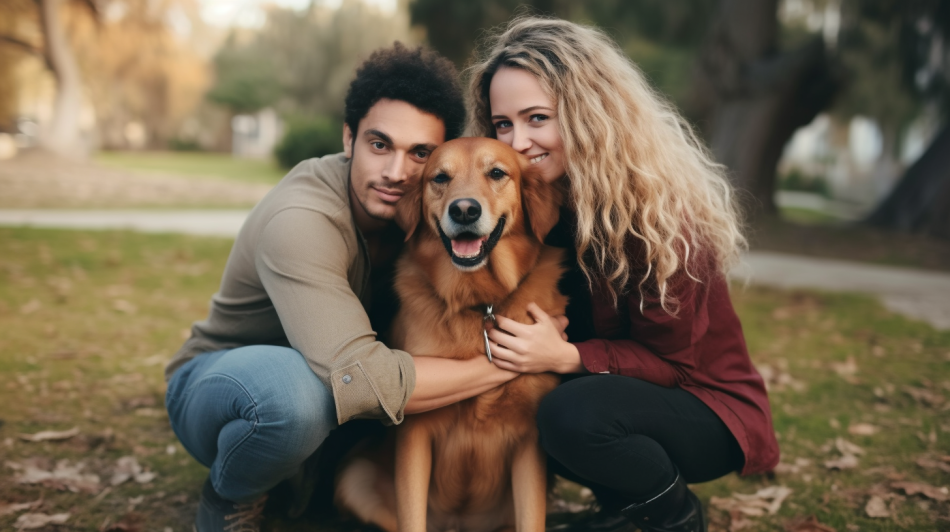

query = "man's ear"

[
  {"left": 342, "top": 124, "right": 353, "bottom": 158},
  {"left": 521, "top": 165, "right": 563, "bottom": 242},
  {"left": 395, "top": 178, "right": 424, "bottom": 242}
]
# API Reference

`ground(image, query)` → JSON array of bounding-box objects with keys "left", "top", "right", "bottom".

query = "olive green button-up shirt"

[{"left": 165, "top": 153, "right": 416, "bottom": 425}]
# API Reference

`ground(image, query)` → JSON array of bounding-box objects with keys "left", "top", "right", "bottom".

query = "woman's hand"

[{"left": 486, "top": 303, "right": 586, "bottom": 374}]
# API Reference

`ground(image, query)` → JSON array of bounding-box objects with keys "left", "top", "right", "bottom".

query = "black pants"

[{"left": 537, "top": 375, "right": 744, "bottom": 510}]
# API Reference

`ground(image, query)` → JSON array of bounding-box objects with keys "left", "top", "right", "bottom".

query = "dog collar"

[{"left": 482, "top": 304, "right": 497, "bottom": 363}]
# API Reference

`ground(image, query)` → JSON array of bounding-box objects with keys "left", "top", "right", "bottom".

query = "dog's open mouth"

[{"left": 437, "top": 217, "right": 506, "bottom": 269}]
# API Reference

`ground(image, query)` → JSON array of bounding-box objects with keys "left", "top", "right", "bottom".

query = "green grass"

[
  {"left": 779, "top": 206, "right": 842, "bottom": 225},
  {"left": 95, "top": 150, "right": 287, "bottom": 185},
  {"left": 0, "top": 227, "right": 948, "bottom": 530}
]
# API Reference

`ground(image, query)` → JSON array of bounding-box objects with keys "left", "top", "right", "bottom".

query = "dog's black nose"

[{"left": 448, "top": 198, "right": 481, "bottom": 225}]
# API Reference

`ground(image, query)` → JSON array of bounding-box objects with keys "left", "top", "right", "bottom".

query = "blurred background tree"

[
  {"left": 0, "top": 0, "right": 99, "bottom": 157},
  {"left": 204, "top": 0, "right": 416, "bottom": 166},
  {"left": 856, "top": 0, "right": 950, "bottom": 238},
  {"left": 1, "top": 0, "right": 948, "bottom": 238},
  {"left": 72, "top": 0, "right": 212, "bottom": 150}
]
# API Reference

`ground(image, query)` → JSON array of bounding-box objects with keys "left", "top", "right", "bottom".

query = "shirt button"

[{"left": 342, "top": 374, "right": 352, "bottom": 384}]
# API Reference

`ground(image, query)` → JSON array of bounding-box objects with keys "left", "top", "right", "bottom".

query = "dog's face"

[{"left": 396, "top": 137, "right": 561, "bottom": 271}]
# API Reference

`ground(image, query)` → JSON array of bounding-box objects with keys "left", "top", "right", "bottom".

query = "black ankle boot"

[{"left": 619, "top": 472, "right": 706, "bottom": 532}]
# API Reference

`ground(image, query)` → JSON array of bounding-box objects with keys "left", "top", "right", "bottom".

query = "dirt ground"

[{"left": 0, "top": 150, "right": 271, "bottom": 209}]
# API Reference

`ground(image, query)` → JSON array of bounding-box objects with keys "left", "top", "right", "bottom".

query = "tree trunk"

[
  {"left": 865, "top": 125, "right": 950, "bottom": 239},
  {"left": 38, "top": 0, "right": 86, "bottom": 158},
  {"left": 691, "top": 0, "right": 838, "bottom": 216}
]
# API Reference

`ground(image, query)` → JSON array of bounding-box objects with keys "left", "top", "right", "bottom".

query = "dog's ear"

[
  {"left": 395, "top": 178, "right": 424, "bottom": 242},
  {"left": 521, "top": 165, "right": 563, "bottom": 242}
]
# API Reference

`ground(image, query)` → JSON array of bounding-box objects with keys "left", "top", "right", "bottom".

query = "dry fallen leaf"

[
  {"left": 19, "top": 299, "right": 42, "bottom": 315},
  {"left": 917, "top": 455, "right": 950, "bottom": 473},
  {"left": 15, "top": 459, "right": 101, "bottom": 493},
  {"left": 757, "top": 363, "right": 807, "bottom": 392},
  {"left": 0, "top": 500, "right": 41, "bottom": 517},
  {"left": 710, "top": 486, "right": 793, "bottom": 517},
  {"left": 903, "top": 386, "right": 945, "bottom": 407},
  {"left": 824, "top": 455, "right": 860, "bottom": 470},
  {"left": 865, "top": 495, "right": 890, "bottom": 518},
  {"left": 110, "top": 456, "right": 156, "bottom": 486},
  {"left": 112, "top": 299, "right": 137, "bottom": 314},
  {"left": 18, "top": 427, "right": 79, "bottom": 442},
  {"left": 835, "top": 438, "right": 865, "bottom": 456},
  {"left": 830, "top": 356, "right": 858, "bottom": 377},
  {"left": 786, "top": 515, "right": 837, "bottom": 531},
  {"left": 15, "top": 512, "right": 70, "bottom": 529},
  {"left": 891, "top": 481, "right": 950, "bottom": 502},
  {"left": 848, "top": 423, "right": 880, "bottom": 436}
]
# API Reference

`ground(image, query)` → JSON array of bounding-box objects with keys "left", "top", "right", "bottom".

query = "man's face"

[{"left": 344, "top": 98, "right": 447, "bottom": 230}]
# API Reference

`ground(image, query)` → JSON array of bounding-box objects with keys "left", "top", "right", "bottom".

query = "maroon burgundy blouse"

[{"left": 548, "top": 211, "right": 780, "bottom": 476}]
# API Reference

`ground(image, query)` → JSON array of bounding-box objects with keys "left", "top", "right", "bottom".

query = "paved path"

[
  {"left": 733, "top": 252, "right": 950, "bottom": 330},
  {"left": 3, "top": 209, "right": 949, "bottom": 329},
  {"left": 0, "top": 209, "right": 250, "bottom": 237}
]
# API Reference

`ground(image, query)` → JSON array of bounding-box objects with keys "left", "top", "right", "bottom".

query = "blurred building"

[{"left": 231, "top": 107, "right": 283, "bottom": 159}]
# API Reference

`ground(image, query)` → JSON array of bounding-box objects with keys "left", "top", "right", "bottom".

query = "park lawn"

[
  {"left": 0, "top": 227, "right": 948, "bottom": 531},
  {"left": 95, "top": 151, "right": 287, "bottom": 185}
]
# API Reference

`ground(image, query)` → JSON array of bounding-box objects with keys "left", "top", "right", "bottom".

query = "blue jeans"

[{"left": 165, "top": 346, "right": 337, "bottom": 502}]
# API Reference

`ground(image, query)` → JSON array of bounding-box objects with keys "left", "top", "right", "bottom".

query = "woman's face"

[{"left": 488, "top": 67, "right": 566, "bottom": 184}]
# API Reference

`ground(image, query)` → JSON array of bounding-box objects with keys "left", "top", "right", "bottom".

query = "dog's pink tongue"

[{"left": 451, "top": 237, "right": 483, "bottom": 257}]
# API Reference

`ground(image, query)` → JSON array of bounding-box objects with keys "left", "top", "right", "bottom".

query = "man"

[{"left": 164, "top": 44, "right": 521, "bottom": 530}]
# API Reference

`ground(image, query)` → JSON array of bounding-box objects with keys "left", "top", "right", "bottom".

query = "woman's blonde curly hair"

[{"left": 467, "top": 16, "right": 746, "bottom": 314}]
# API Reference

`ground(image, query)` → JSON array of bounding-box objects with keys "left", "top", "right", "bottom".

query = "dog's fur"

[{"left": 334, "top": 138, "right": 567, "bottom": 532}]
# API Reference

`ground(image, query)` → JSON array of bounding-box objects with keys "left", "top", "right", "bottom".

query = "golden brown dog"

[{"left": 334, "top": 137, "right": 567, "bottom": 532}]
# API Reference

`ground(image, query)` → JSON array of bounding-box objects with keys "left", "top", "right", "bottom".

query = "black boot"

[{"left": 620, "top": 472, "right": 706, "bottom": 532}]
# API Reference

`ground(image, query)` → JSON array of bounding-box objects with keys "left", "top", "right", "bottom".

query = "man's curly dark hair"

[{"left": 344, "top": 42, "right": 465, "bottom": 141}]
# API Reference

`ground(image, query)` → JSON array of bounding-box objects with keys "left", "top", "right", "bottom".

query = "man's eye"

[
  {"left": 432, "top": 173, "right": 450, "bottom": 184},
  {"left": 488, "top": 168, "right": 506, "bottom": 180},
  {"left": 371, "top": 141, "right": 386, "bottom": 150},
  {"left": 414, "top": 150, "right": 430, "bottom": 159}
]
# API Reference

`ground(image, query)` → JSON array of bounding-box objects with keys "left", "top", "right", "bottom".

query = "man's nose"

[{"left": 382, "top": 154, "right": 408, "bottom": 183}]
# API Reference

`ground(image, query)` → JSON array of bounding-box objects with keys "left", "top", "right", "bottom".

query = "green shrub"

[
  {"left": 778, "top": 168, "right": 831, "bottom": 197},
  {"left": 274, "top": 117, "right": 342, "bottom": 169},
  {"left": 168, "top": 137, "right": 202, "bottom": 151}
]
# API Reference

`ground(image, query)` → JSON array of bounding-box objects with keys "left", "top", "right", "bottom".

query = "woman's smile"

[{"left": 489, "top": 66, "right": 566, "bottom": 184}]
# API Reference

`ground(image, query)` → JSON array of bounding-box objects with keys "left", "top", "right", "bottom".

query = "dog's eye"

[
  {"left": 488, "top": 168, "right": 507, "bottom": 180},
  {"left": 432, "top": 173, "right": 450, "bottom": 184}
]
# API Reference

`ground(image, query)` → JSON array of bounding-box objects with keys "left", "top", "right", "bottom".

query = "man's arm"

[{"left": 406, "top": 356, "right": 518, "bottom": 414}]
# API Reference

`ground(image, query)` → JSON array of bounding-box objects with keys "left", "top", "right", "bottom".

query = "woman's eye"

[
  {"left": 529, "top": 114, "right": 548, "bottom": 123},
  {"left": 493, "top": 120, "right": 512, "bottom": 130},
  {"left": 488, "top": 168, "right": 506, "bottom": 180},
  {"left": 433, "top": 173, "right": 450, "bottom": 184}
]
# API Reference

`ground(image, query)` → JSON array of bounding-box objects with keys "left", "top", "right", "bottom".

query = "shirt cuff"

[
  {"left": 330, "top": 361, "right": 402, "bottom": 425},
  {"left": 574, "top": 340, "right": 611, "bottom": 374}
]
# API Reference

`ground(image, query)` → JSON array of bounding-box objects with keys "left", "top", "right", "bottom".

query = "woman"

[{"left": 468, "top": 17, "right": 780, "bottom": 532}]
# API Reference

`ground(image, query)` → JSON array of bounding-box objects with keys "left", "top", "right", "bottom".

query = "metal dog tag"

[{"left": 482, "top": 304, "right": 496, "bottom": 362}]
